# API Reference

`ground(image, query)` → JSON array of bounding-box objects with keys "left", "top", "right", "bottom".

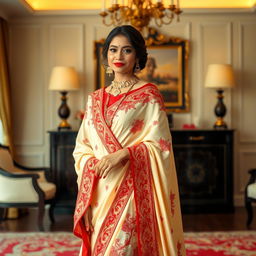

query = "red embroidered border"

[
  {"left": 73, "top": 157, "right": 99, "bottom": 256},
  {"left": 129, "top": 143, "right": 159, "bottom": 255},
  {"left": 91, "top": 89, "right": 123, "bottom": 154},
  {"left": 92, "top": 170, "right": 133, "bottom": 255},
  {"left": 91, "top": 89, "right": 135, "bottom": 255},
  {"left": 119, "top": 84, "right": 165, "bottom": 113},
  {"left": 90, "top": 89, "right": 159, "bottom": 255}
]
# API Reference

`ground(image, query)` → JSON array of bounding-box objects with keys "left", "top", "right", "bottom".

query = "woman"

[{"left": 73, "top": 25, "right": 186, "bottom": 256}]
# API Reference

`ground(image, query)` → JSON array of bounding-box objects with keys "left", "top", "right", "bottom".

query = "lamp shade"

[
  {"left": 49, "top": 66, "right": 80, "bottom": 91},
  {"left": 205, "top": 64, "right": 235, "bottom": 89}
]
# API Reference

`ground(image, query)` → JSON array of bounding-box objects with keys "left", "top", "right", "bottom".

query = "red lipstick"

[{"left": 114, "top": 63, "right": 124, "bottom": 67}]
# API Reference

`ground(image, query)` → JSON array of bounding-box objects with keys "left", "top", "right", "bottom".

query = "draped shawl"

[{"left": 73, "top": 83, "right": 186, "bottom": 256}]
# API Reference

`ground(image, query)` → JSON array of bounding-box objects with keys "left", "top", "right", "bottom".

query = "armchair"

[
  {"left": 0, "top": 144, "right": 56, "bottom": 231},
  {"left": 245, "top": 168, "right": 256, "bottom": 228}
]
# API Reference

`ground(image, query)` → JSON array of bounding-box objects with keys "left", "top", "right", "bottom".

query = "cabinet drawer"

[{"left": 171, "top": 130, "right": 233, "bottom": 144}]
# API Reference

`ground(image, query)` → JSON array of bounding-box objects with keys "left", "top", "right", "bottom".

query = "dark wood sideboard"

[{"left": 48, "top": 129, "right": 234, "bottom": 214}]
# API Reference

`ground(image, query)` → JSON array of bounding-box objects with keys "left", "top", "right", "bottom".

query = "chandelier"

[{"left": 99, "top": 0, "right": 182, "bottom": 31}]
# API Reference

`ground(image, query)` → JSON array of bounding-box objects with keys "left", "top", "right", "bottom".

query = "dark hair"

[{"left": 102, "top": 25, "right": 148, "bottom": 71}]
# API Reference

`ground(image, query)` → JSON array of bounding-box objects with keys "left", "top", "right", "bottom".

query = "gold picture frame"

[{"left": 94, "top": 28, "right": 189, "bottom": 113}]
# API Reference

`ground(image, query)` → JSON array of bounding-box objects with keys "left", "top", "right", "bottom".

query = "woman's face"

[{"left": 107, "top": 34, "right": 137, "bottom": 77}]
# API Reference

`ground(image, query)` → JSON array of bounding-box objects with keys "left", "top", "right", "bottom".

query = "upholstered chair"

[
  {"left": 245, "top": 168, "right": 256, "bottom": 228},
  {"left": 0, "top": 144, "right": 56, "bottom": 231}
]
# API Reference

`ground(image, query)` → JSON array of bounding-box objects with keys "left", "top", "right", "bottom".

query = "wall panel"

[
  {"left": 10, "top": 25, "right": 44, "bottom": 146},
  {"left": 16, "top": 152, "right": 45, "bottom": 167},
  {"left": 48, "top": 24, "right": 85, "bottom": 130},
  {"left": 239, "top": 23, "right": 256, "bottom": 143},
  {"left": 199, "top": 22, "right": 232, "bottom": 128}
]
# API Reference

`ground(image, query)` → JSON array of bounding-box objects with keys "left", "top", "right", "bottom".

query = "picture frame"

[{"left": 94, "top": 28, "right": 189, "bottom": 113}]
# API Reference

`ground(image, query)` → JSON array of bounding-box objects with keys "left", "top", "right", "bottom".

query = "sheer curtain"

[
  {"left": 0, "top": 120, "right": 3, "bottom": 144},
  {"left": 0, "top": 18, "right": 18, "bottom": 219},
  {"left": 0, "top": 17, "right": 14, "bottom": 155}
]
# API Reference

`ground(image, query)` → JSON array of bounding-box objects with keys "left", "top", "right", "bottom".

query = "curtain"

[{"left": 0, "top": 18, "right": 14, "bottom": 155}]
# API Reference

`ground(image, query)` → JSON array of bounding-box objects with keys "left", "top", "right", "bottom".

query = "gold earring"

[{"left": 106, "top": 66, "right": 114, "bottom": 76}]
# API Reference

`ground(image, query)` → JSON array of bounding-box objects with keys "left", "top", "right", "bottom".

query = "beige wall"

[{"left": 7, "top": 12, "right": 256, "bottom": 206}]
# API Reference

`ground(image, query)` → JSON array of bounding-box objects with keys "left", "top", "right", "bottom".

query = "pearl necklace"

[{"left": 109, "top": 78, "right": 139, "bottom": 96}]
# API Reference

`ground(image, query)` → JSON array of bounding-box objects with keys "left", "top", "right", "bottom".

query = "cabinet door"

[
  {"left": 50, "top": 131, "right": 78, "bottom": 209},
  {"left": 56, "top": 144, "right": 77, "bottom": 205},
  {"left": 174, "top": 145, "right": 227, "bottom": 206},
  {"left": 172, "top": 130, "right": 233, "bottom": 213}
]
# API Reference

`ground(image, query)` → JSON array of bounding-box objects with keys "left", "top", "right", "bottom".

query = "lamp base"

[
  {"left": 58, "top": 120, "right": 71, "bottom": 131},
  {"left": 213, "top": 89, "right": 228, "bottom": 129},
  {"left": 214, "top": 117, "right": 227, "bottom": 129},
  {"left": 57, "top": 91, "right": 71, "bottom": 131}
]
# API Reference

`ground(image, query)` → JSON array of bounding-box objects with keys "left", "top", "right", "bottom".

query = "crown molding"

[{"left": 26, "top": 7, "right": 256, "bottom": 16}]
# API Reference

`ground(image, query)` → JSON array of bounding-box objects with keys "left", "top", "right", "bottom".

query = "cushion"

[{"left": 248, "top": 183, "right": 256, "bottom": 199}]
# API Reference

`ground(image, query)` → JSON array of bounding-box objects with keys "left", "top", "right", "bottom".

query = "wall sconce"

[
  {"left": 205, "top": 64, "right": 235, "bottom": 129},
  {"left": 49, "top": 66, "right": 80, "bottom": 130}
]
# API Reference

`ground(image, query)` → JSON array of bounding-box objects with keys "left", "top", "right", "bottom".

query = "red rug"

[
  {"left": 185, "top": 231, "right": 256, "bottom": 256},
  {"left": 0, "top": 231, "right": 255, "bottom": 255},
  {"left": 0, "top": 232, "right": 81, "bottom": 256}
]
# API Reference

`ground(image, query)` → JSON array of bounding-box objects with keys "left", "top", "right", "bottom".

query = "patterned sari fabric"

[{"left": 73, "top": 83, "right": 186, "bottom": 256}]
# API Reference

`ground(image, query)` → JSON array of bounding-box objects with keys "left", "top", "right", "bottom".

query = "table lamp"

[
  {"left": 205, "top": 64, "right": 235, "bottom": 129},
  {"left": 49, "top": 66, "right": 80, "bottom": 130}
]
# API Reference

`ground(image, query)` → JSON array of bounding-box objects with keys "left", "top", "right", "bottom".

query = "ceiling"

[
  {"left": 0, "top": 0, "right": 255, "bottom": 19},
  {"left": 22, "top": 0, "right": 256, "bottom": 10}
]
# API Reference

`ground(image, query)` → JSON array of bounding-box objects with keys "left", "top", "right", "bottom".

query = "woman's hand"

[
  {"left": 83, "top": 206, "right": 93, "bottom": 233},
  {"left": 95, "top": 148, "right": 129, "bottom": 178}
]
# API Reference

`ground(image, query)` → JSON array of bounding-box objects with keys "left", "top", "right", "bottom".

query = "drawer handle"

[{"left": 189, "top": 136, "right": 205, "bottom": 141}]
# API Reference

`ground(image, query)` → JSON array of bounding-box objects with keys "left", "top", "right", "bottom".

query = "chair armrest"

[
  {"left": 13, "top": 162, "right": 53, "bottom": 182},
  {"left": 0, "top": 168, "right": 39, "bottom": 179}
]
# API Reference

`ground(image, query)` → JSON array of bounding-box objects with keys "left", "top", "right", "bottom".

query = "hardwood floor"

[
  {"left": 183, "top": 207, "right": 256, "bottom": 232},
  {"left": 0, "top": 207, "right": 256, "bottom": 233}
]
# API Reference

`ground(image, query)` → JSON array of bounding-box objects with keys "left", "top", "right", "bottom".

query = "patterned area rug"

[
  {"left": 0, "top": 232, "right": 81, "bottom": 256},
  {"left": 0, "top": 231, "right": 256, "bottom": 255},
  {"left": 185, "top": 231, "right": 256, "bottom": 256}
]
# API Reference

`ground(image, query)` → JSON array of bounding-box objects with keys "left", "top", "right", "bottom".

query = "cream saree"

[{"left": 73, "top": 83, "right": 186, "bottom": 256}]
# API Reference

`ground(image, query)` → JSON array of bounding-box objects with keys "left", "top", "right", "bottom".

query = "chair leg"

[
  {"left": 49, "top": 200, "right": 55, "bottom": 223},
  {"left": 0, "top": 208, "right": 7, "bottom": 220},
  {"left": 38, "top": 200, "right": 45, "bottom": 231},
  {"left": 246, "top": 200, "right": 253, "bottom": 228}
]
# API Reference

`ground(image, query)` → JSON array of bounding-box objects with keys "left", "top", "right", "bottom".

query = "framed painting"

[{"left": 94, "top": 28, "right": 189, "bottom": 113}]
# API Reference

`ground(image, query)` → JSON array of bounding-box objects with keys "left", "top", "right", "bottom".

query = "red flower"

[
  {"left": 158, "top": 138, "right": 171, "bottom": 151},
  {"left": 75, "top": 109, "right": 85, "bottom": 120},
  {"left": 130, "top": 119, "right": 144, "bottom": 134}
]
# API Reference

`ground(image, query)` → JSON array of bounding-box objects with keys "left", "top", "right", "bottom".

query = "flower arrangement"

[{"left": 75, "top": 109, "right": 85, "bottom": 121}]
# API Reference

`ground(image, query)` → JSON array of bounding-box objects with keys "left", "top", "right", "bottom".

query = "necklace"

[
  {"left": 109, "top": 78, "right": 139, "bottom": 96},
  {"left": 104, "top": 79, "right": 138, "bottom": 126}
]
